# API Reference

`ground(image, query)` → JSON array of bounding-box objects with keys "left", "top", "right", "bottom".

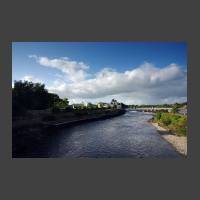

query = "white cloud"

[
  {"left": 29, "top": 55, "right": 89, "bottom": 82},
  {"left": 29, "top": 55, "right": 187, "bottom": 104},
  {"left": 21, "top": 75, "right": 44, "bottom": 84},
  {"left": 47, "top": 80, "right": 67, "bottom": 92}
]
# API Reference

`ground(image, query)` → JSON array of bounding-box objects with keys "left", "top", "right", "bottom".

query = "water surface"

[{"left": 40, "top": 111, "right": 181, "bottom": 158}]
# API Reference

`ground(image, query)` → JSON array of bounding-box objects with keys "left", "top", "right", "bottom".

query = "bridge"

[{"left": 128, "top": 107, "right": 172, "bottom": 112}]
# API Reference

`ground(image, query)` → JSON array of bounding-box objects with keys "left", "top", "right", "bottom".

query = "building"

[
  {"left": 97, "top": 102, "right": 110, "bottom": 109},
  {"left": 72, "top": 104, "right": 82, "bottom": 109},
  {"left": 116, "top": 103, "right": 122, "bottom": 109},
  {"left": 178, "top": 105, "right": 187, "bottom": 115},
  {"left": 83, "top": 102, "right": 87, "bottom": 107}
]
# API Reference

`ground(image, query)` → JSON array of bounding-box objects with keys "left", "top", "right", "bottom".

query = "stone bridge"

[{"left": 131, "top": 107, "right": 172, "bottom": 112}]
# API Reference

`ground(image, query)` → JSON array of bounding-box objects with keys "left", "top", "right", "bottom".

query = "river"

[{"left": 29, "top": 110, "right": 181, "bottom": 158}]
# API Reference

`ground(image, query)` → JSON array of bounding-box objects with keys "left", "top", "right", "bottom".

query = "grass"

[{"left": 153, "top": 112, "right": 187, "bottom": 137}]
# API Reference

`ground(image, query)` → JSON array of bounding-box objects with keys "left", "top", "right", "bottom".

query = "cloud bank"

[
  {"left": 29, "top": 55, "right": 89, "bottom": 82},
  {"left": 29, "top": 55, "right": 187, "bottom": 104}
]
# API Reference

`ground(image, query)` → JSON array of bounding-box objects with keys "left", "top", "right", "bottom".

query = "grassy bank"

[{"left": 152, "top": 112, "right": 187, "bottom": 137}]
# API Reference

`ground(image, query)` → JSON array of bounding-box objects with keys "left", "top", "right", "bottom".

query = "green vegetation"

[
  {"left": 13, "top": 80, "right": 67, "bottom": 116},
  {"left": 12, "top": 80, "right": 125, "bottom": 117},
  {"left": 171, "top": 104, "right": 178, "bottom": 113},
  {"left": 51, "top": 98, "right": 70, "bottom": 113},
  {"left": 128, "top": 102, "right": 187, "bottom": 109},
  {"left": 153, "top": 112, "right": 187, "bottom": 136}
]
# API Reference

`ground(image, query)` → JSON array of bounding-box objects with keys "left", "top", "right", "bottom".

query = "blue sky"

[{"left": 12, "top": 42, "right": 187, "bottom": 104}]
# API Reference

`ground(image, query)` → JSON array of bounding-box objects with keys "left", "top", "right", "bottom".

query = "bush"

[
  {"left": 155, "top": 112, "right": 162, "bottom": 120},
  {"left": 154, "top": 112, "right": 187, "bottom": 136},
  {"left": 160, "top": 113, "right": 171, "bottom": 125},
  {"left": 176, "top": 117, "right": 187, "bottom": 136},
  {"left": 177, "top": 127, "right": 187, "bottom": 136}
]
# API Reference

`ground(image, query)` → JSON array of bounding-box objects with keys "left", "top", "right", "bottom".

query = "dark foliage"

[{"left": 12, "top": 80, "right": 61, "bottom": 116}]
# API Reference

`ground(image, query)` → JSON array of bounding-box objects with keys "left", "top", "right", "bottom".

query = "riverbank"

[
  {"left": 13, "top": 109, "right": 126, "bottom": 130},
  {"left": 44, "top": 109, "right": 126, "bottom": 129},
  {"left": 150, "top": 121, "right": 187, "bottom": 156},
  {"left": 12, "top": 109, "right": 126, "bottom": 157}
]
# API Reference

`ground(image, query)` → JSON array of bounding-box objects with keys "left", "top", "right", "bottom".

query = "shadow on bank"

[{"left": 12, "top": 109, "right": 126, "bottom": 158}]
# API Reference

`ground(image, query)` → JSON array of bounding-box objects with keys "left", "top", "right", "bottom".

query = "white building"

[
  {"left": 72, "top": 104, "right": 82, "bottom": 109},
  {"left": 97, "top": 102, "right": 110, "bottom": 109},
  {"left": 178, "top": 105, "right": 187, "bottom": 115},
  {"left": 116, "top": 103, "right": 122, "bottom": 109}
]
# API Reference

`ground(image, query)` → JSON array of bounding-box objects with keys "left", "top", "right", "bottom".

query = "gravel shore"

[{"left": 151, "top": 122, "right": 187, "bottom": 156}]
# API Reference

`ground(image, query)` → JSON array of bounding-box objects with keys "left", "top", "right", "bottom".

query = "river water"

[{"left": 35, "top": 111, "right": 181, "bottom": 158}]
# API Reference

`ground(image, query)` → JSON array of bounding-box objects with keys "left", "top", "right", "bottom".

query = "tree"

[
  {"left": 111, "top": 99, "right": 117, "bottom": 104},
  {"left": 111, "top": 99, "right": 118, "bottom": 109},
  {"left": 87, "top": 102, "right": 93, "bottom": 109},
  {"left": 172, "top": 104, "right": 178, "bottom": 113},
  {"left": 13, "top": 80, "right": 51, "bottom": 110},
  {"left": 47, "top": 93, "right": 60, "bottom": 107},
  {"left": 54, "top": 98, "right": 69, "bottom": 109},
  {"left": 12, "top": 80, "right": 64, "bottom": 115},
  {"left": 62, "top": 98, "right": 69, "bottom": 108},
  {"left": 120, "top": 103, "right": 127, "bottom": 109}
]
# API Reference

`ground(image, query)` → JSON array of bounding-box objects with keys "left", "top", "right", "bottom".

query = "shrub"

[
  {"left": 177, "top": 127, "right": 187, "bottom": 136},
  {"left": 155, "top": 112, "right": 162, "bottom": 120},
  {"left": 176, "top": 117, "right": 187, "bottom": 136},
  {"left": 154, "top": 112, "right": 187, "bottom": 136},
  {"left": 160, "top": 113, "right": 171, "bottom": 126}
]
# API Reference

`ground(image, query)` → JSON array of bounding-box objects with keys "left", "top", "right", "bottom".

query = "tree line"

[
  {"left": 13, "top": 80, "right": 186, "bottom": 117},
  {"left": 128, "top": 102, "right": 187, "bottom": 109},
  {"left": 12, "top": 80, "right": 69, "bottom": 116},
  {"left": 12, "top": 80, "right": 126, "bottom": 117}
]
